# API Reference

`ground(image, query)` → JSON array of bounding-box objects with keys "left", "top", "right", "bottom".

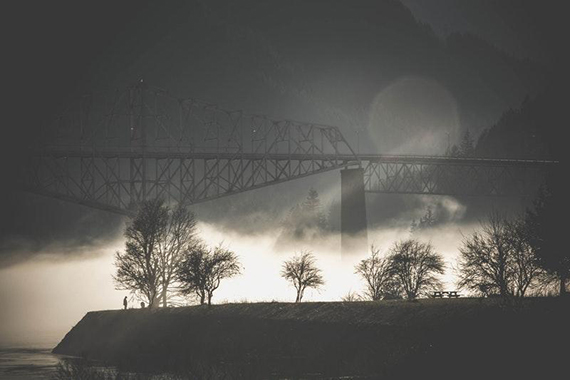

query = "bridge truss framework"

[{"left": 24, "top": 83, "right": 555, "bottom": 215}]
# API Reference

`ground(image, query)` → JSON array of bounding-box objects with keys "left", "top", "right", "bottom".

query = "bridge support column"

[{"left": 341, "top": 168, "right": 368, "bottom": 259}]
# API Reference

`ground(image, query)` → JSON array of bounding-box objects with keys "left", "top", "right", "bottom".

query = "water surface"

[{"left": 0, "top": 330, "right": 63, "bottom": 380}]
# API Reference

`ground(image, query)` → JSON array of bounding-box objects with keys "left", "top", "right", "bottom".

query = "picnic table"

[{"left": 432, "top": 291, "right": 460, "bottom": 298}]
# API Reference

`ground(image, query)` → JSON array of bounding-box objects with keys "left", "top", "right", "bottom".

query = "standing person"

[{"left": 123, "top": 296, "right": 128, "bottom": 310}]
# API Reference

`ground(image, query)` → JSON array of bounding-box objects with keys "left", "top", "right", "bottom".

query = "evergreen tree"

[
  {"left": 411, "top": 206, "right": 437, "bottom": 233},
  {"left": 302, "top": 188, "right": 328, "bottom": 230},
  {"left": 445, "top": 144, "right": 461, "bottom": 157},
  {"left": 459, "top": 129, "right": 475, "bottom": 157},
  {"left": 279, "top": 188, "right": 328, "bottom": 243},
  {"left": 526, "top": 175, "right": 568, "bottom": 296}
]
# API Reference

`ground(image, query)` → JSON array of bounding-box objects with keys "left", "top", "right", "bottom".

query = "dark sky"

[{"left": 2, "top": 0, "right": 566, "bottom": 267}]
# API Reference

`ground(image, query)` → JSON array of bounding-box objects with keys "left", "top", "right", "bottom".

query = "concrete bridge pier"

[{"left": 340, "top": 167, "right": 368, "bottom": 259}]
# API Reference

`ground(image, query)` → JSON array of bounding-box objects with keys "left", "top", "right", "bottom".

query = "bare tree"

[
  {"left": 281, "top": 251, "right": 325, "bottom": 302},
  {"left": 355, "top": 245, "right": 399, "bottom": 300},
  {"left": 388, "top": 239, "right": 445, "bottom": 300},
  {"left": 177, "top": 244, "right": 242, "bottom": 305},
  {"left": 458, "top": 212, "right": 544, "bottom": 297},
  {"left": 156, "top": 205, "right": 198, "bottom": 307},
  {"left": 113, "top": 198, "right": 168, "bottom": 308},
  {"left": 342, "top": 291, "right": 362, "bottom": 302},
  {"left": 113, "top": 199, "right": 199, "bottom": 308},
  {"left": 457, "top": 212, "right": 512, "bottom": 297},
  {"left": 506, "top": 218, "right": 544, "bottom": 297}
]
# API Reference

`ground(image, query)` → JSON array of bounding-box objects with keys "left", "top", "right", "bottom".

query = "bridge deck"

[{"left": 36, "top": 146, "right": 557, "bottom": 167}]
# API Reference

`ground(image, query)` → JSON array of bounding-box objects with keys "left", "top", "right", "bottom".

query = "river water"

[
  {"left": 0, "top": 330, "right": 369, "bottom": 379},
  {"left": 0, "top": 331, "right": 63, "bottom": 380},
  {"left": 0, "top": 331, "right": 182, "bottom": 380}
]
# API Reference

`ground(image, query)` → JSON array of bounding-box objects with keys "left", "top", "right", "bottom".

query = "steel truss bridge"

[{"left": 25, "top": 83, "right": 555, "bottom": 216}]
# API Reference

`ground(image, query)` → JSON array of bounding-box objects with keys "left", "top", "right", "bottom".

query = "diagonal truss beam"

[
  {"left": 362, "top": 156, "right": 554, "bottom": 197},
  {"left": 23, "top": 83, "right": 557, "bottom": 214}
]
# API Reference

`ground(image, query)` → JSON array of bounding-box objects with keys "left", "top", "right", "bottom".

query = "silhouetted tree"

[
  {"left": 303, "top": 188, "right": 328, "bottom": 231},
  {"left": 177, "top": 244, "right": 242, "bottom": 305},
  {"left": 459, "top": 129, "right": 475, "bottom": 157},
  {"left": 458, "top": 212, "right": 512, "bottom": 297},
  {"left": 474, "top": 93, "right": 553, "bottom": 159},
  {"left": 457, "top": 212, "right": 544, "bottom": 297},
  {"left": 507, "top": 218, "right": 544, "bottom": 297},
  {"left": 279, "top": 188, "right": 328, "bottom": 242},
  {"left": 526, "top": 180, "right": 568, "bottom": 296},
  {"left": 388, "top": 239, "right": 444, "bottom": 300},
  {"left": 445, "top": 144, "right": 461, "bottom": 157},
  {"left": 341, "top": 290, "right": 362, "bottom": 302},
  {"left": 355, "top": 245, "right": 400, "bottom": 300},
  {"left": 410, "top": 206, "right": 437, "bottom": 233},
  {"left": 445, "top": 130, "right": 475, "bottom": 158},
  {"left": 281, "top": 251, "right": 324, "bottom": 302},
  {"left": 156, "top": 205, "right": 199, "bottom": 307},
  {"left": 113, "top": 199, "right": 198, "bottom": 308}
]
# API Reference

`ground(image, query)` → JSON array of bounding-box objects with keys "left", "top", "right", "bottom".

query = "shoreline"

[{"left": 52, "top": 298, "right": 570, "bottom": 378}]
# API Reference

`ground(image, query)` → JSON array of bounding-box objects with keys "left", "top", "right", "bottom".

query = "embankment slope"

[{"left": 53, "top": 298, "right": 569, "bottom": 378}]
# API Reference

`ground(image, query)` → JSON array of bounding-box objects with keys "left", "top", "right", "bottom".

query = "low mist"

[{"left": 0, "top": 214, "right": 481, "bottom": 345}]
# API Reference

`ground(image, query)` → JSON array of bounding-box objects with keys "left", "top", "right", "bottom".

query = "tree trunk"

[
  {"left": 149, "top": 292, "right": 159, "bottom": 309},
  {"left": 208, "top": 293, "right": 213, "bottom": 305},
  {"left": 200, "top": 293, "right": 205, "bottom": 305},
  {"left": 161, "top": 288, "right": 167, "bottom": 307},
  {"left": 560, "top": 274, "right": 567, "bottom": 297}
]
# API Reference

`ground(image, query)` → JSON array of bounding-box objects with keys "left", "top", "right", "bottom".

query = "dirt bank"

[{"left": 53, "top": 298, "right": 569, "bottom": 378}]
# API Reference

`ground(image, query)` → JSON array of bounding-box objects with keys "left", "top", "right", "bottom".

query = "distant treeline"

[{"left": 447, "top": 83, "right": 562, "bottom": 160}]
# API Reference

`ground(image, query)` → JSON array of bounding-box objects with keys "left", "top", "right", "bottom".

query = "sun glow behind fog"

[
  {"left": 0, "top": 219, "right": 478, "bottom": 343},
  {"left": 367, "top": 76, "right": 461, "bottom": 155},
  {"left": 201, "top": 221, "right": 475, "bottom": 304},
  {"left": 198, "top": 222, "right": 362, "bottom": 303}
]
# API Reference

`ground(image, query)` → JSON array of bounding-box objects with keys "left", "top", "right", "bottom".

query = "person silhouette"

[
  {"left": 123, "top": 296, "right": 128, "bottom": 310},
  {"left": 140, "top": 301, "right": 145, "bottom": 309}
]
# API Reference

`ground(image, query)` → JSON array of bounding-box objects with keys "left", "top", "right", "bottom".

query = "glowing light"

[{"left": 367, "top": 76, "right": 460, "bottom": 155}]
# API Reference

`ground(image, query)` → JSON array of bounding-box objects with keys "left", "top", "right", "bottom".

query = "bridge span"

[{"left": 23, "top": 82, "right": 557, "bottom": 256}]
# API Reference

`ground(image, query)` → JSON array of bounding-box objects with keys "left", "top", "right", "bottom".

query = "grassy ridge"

[{"left": 53, "top": 298, "right": 570, "bottom": 379}]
